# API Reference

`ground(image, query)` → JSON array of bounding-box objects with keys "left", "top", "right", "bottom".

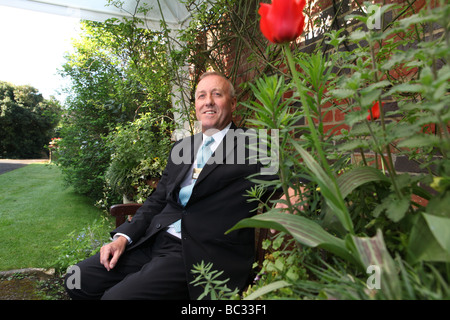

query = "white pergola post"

[{"left": 166, "top": 29, "right": 197, "bottom": 141}]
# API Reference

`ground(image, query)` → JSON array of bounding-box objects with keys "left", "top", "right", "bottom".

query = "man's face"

[{"left": 195, "top": 75, "right": 236, "bottom": 133}]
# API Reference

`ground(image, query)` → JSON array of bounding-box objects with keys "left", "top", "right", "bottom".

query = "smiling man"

[
  {"left": 64, "top": 71, "right": 278, "bottom": 300},
  {"left": 195, "top": 72, "right": 236, "bottom": 133}
]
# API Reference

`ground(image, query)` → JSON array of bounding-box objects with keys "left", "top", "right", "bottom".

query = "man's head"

[{"left": 195, "top": 72, "right": 237, "bottom": 134}]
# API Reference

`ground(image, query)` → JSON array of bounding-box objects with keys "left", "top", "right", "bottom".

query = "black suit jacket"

[{"left": 112, "top": 123, "right": 277, "bottom": 299}]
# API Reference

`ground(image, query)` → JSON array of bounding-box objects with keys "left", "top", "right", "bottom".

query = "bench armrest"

[{"left": 110, "top": 203, "right": 143, "bottom": 227}]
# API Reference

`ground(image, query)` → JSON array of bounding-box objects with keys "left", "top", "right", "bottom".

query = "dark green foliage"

[
  {"left": 55, "top": 18, "right": 173, "bottom": 201},
  {"left": 0, "top": 82, "right": 61, "bottom": 158}
]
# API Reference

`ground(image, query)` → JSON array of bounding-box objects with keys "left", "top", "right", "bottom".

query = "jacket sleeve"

[{"left": 110, "top": 144, "right": 175, "bottom": 242}]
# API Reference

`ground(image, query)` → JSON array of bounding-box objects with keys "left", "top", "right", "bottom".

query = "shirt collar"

[{"left": 202, "top": 122, "right": 231, "bottom": 146}]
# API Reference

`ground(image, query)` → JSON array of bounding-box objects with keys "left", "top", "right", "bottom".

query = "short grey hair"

[{"left": 198, "top": 71, "right": 236, "bottom": 98}]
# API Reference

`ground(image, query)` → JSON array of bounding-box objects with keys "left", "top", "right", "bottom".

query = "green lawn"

[{"left": 0, "top": 163, "right": 111, "bottom": 270}]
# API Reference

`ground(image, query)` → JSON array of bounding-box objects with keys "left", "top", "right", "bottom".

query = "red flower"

[
  {"left": 367, "top": 102, "right": 382, "bottom": 121},
  {"left": 259, "top": 0, "right": 306, "bottom": 44}
]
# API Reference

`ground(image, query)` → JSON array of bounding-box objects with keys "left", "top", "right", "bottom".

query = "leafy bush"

[
  {"left": 226, "top": 1, "right": 450, "bottom": 300},
  {"left": 105, "top": 113, "right": 173, "bottom": 202},
  {"left": 55, "top": 18, "right": 172, "bottom": 202},
  {"left": 0, "top": 82, "right": 62, "bottom": 158},
  {"left": 55, "top": 130, "right": 111, "bottom": 201}
]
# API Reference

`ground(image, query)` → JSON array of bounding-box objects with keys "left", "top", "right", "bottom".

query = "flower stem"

[
  {"left": 282, "top": 44, "right": 330, "bottom": 173},
  {"left": 283, "top": 43, "right": 354, "bottom": 234},
  {"left": 367, "top": 38, "right": 402, "bottom": 197}
]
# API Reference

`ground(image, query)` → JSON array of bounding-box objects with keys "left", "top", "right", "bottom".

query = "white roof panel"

[{"left": 0, "top": 0, "right": 206, "bottom": 30}]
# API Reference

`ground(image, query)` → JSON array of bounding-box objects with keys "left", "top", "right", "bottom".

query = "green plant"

[
  {"left": 55, "top": 14, "right": 172, "bottom": 201},
  {"left": 52, "top": 217, "right": 114, "bottom": 273},
  {"left": 0, "top": 82, "right": 62, "bottom": 158},
  {"left": 190, "top": 261, "right": 240, "bottom": 300},
  {"left": 228, "top": 1, "right": 449, "bottom": 300},
  {"left": 105, "top": 113, "right": 172, "bottom": 202},
  {"left": 242, "top": 234, "right": 309, "bottom": 299}
]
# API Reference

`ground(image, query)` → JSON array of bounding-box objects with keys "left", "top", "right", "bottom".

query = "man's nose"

[{"left": 205, "top": 94, "right": 214, "bottom": 105}]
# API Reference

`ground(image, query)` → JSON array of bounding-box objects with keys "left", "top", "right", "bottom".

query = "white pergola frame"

[{"left": 0, "top": 0, "right": 199, "bottom": 30}]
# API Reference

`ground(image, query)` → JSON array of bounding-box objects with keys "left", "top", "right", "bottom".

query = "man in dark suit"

[{"left": 64, "top": 71, "right": 278, "bottom": 300}]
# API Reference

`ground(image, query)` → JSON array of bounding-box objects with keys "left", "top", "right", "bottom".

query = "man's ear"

[{"left": 231, "top": 97, "right": 237, "bottom": 112}]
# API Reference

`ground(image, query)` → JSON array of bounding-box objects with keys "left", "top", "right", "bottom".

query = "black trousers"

[{"left": 64, "top": 230, "right": 190, "bottom": 300}]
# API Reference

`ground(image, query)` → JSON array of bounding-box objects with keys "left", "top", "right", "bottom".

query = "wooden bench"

[{"left": 110, "top": 203, "right": 143, "bottom": 227}]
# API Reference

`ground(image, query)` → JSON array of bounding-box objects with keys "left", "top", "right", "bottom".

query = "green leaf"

[
  {"left": 426, "top": 191, "right": 450, "bottom": 217},
  {"left": 336, "top": 139, "right": 370, "bottom": 152},
  {"left": 380, "top": 52, "right": 407, "bottom": 70},
  {"left": 349, "top": 30, "right": 367, "bottom": 41},
  {"left": 422, "top": 214, "right": 450, "bottom": 255},
  {"left": 322, "top": 166, "right": 389, "bottom": 230},
  {"left": 330, "top": 88, "right": 355, "bottom": 99},
  {"left": 360, "top": 89, "right": 382, "bottom": 108},
  {"left": 408, "top": 213, "right": 450, "bottom": 264},
  {"left": 361, "top": 80, "right": 391, "bottom": 93},
  {"left": 350, "top": 230, "right": 401, "bottom": 299},
  {"left": 386, "top": 83, "right": 424, "bottom": 96},
  {"left": 338, "top": 166, "right": 388, "bottom": 198},
  {"left": 243, "top": 280, "right": 291, "bottom": 300},
  {"left": 291, "top": 140, "right": 354, "bottom": 234},
  {"left": 385, "top": 196, "right": 410, "bottom": 222},
  {"left": 433, "top": 82, "right": 448, "bottom": 101},
  {"left": 345, "top": 111, "right": 367, "bottom": 127},
  {"left": 397, "top": 135, "right": 441, "bottom": 148},
  {"left": 372, "top": 192, "right": 411, "bottom": 222},
  {"left": 227, "top": 212, "right": 356, "bottom": 265}
]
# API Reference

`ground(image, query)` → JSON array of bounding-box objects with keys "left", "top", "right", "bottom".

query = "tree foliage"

[
  {"left": 0, "top": 81, "right": 61, "bottom": 158},
  {"left": 55, "top": 18, "right": 173, "bottom": 200}
]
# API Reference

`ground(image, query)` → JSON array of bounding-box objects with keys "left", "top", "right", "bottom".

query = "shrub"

[
  {"left": 55, "top": 18, "right": 172, "bottom": 202},
  {"left": 105, "top": 113, "right": 173, "bottom": 202},
  {"left": 227, "top": 1, "right": 450, "bottom": 300},
  {"left": 52, "top": 217, "right": 114, "bottom": 273},
  {"left": 0, "top": 82, "right": 61, "bottom": 158}
]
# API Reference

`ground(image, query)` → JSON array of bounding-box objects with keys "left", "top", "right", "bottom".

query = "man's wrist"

[{"left": 113, "top": 233, "right": 132, "bottom": 244}]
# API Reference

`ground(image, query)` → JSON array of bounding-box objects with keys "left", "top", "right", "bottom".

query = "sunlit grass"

[{"left": 0, "top": 163, "right": 110, "bottom": 270}]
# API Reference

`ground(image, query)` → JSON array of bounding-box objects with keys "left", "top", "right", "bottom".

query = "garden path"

[{"left": 0, "top": 159, "right": 48, "bottom": 175}]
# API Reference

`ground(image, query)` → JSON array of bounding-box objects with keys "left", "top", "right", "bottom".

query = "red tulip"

[
  {"left": 367, "top": 101, "right": 382, "bottom": 121},
  {"left": 259, "top": 0, "right": 306, "bottom": 44}
]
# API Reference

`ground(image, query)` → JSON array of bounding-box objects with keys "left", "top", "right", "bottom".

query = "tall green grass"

[{"left": 0, "top": 163, "right": 111, "bottom": 270}]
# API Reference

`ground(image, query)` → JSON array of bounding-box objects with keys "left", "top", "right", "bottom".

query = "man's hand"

[
  {"left": 272, "top": 187, "right": 305, "bottom": 234},
  {"left": 275, "top": 187, "right": 302, "bottom": 212},
  {"left": 99, "top": 236, "right": 128, "bottom": 271}
]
